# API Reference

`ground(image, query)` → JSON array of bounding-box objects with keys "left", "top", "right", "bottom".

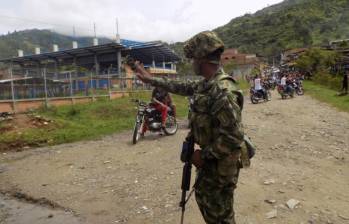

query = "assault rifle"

[{"left": 179, "top": 136, "right": 195, "bottom": 224}]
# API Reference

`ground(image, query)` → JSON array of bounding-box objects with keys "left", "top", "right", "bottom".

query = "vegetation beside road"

[
  {"left": 304, "top": 81, "right": 349, "bottom": 113},
  {"left": 0, "top": 92, "right": 188, "bottom": 151}
]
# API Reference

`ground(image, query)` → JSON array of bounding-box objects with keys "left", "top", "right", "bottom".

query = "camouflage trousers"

[{"left": 195, "top": 154, "right": 240, "bottom": 224}]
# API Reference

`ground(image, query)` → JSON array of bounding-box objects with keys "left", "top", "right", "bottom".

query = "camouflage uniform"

[{"left": 149, "top": 31, "right": 245, "bottom": 224}]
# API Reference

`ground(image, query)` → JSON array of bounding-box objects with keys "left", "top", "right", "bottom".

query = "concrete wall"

[{"left": 0, "top": 91, "right": 136, "bottom": 113}]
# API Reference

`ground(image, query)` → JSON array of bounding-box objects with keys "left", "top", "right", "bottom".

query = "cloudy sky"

[{"left": 0, "top": 0, "right": 283, "bottom": 42}]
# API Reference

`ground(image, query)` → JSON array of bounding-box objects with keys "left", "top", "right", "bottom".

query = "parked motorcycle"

[
  {"left": 277, "top": 84, "right": 295, "bottom": 99},
  {"left": 250, "top": 88, "right": 271, "bottom": 104},
  {"left": 132, "top": 99, "right": 178, "bottom": 144}
]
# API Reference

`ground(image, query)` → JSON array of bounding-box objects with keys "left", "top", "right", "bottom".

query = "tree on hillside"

[
  {"left": 214, "top": 0, "right": 349, "bottom": 58},
  {"left": 295, "top": 48, "right": 339, "bottom": 76}
]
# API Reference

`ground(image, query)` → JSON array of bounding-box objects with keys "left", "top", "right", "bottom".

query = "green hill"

[
  {"left": 0, "top": 29, "right": 112, "bottom": 59},
  {"left": 214, "top": 0, "right": 349, "bottom": 58},
  {"left": 170, "top": 0, "right": 349, "bottom": 60}
]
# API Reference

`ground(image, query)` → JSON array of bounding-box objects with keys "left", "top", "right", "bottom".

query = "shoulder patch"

[
  {"left": 217, "top": 76, "right": 238, "bottom": 91},
  {"left": 221, "top": 80, "right": 231, "bottom": 89},
  {"left": 217, "top": 76, "right": 244, "bottom": 110}
]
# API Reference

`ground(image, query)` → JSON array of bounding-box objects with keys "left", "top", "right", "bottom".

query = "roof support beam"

[
  {"left": 54, "top": 60, "right": 58, "bottom": 80},
  {"left": 116, "top": 49, "right": 121, "bottom": 75},
  {"left": 94, "top": 53, "right": 100, "bottom": 89},
  {"left": 86, "top": 49, "right": 96, "bottom": 55},
  {"left": 63, "top": 51, "right": 76, "bottom": 58}
]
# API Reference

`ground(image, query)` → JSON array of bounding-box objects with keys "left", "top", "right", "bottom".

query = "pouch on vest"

[{"left": 240, "top": 135, "right": 256, "bottom": 168}]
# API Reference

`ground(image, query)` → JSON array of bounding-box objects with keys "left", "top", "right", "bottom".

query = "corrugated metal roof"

[
  {"left": 0, "top": 42, "right": 124, "bottom": 64},
  {"left": 0, "top": 40, "right": 180, "bottom": 65}
]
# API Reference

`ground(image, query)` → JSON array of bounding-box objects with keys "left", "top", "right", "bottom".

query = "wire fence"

[{"left": 0, "top": 68, "right": 199, "bottom": 101}]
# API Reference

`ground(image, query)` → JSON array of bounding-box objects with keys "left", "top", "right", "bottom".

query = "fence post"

[
  {"left": 108, "top": 70, "right": 111, "bottom": 100},
  {"left": 69, "top": 71, "right": 73, "bottom": 97},
  {"left": 90, "top": 71, "right": 95, "bottom": 102},
  {"left": 43, "top": 67, "right": 49, "bottom": 109},
  {"left": 69, "top": 71, "right": 74, "bottom": 105},
  {"left": 9, "top": 64, "right": 16, "bottom": 113}
]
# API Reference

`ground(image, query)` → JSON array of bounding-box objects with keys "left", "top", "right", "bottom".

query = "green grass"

[
  {"left": 237, "top": 79, "right": 250, "bottom": 93},
  {"left": 304, "top": 81, "right": 349, "bottom": 112},
  {"left": 0, "top": 80, "right": 249, "bottom": 152},
  {"left": 0, "top": 92, "right": 188, "bottom": 151}
]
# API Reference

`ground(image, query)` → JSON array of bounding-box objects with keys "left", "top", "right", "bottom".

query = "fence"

[{"left": 0, "top": 70, "right": 199, "bottom": 113}]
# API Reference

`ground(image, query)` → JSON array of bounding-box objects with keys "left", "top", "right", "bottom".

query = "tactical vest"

[
  {"left": 189, "top": 73, "right": 242, "bottom": 146},
  {"left": 189, "top": 72, "right": 253, "bottom": 168}
]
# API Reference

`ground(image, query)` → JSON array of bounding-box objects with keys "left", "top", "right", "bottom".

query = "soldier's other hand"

[
  {"left": 191, "top": 150, "right": 204, "bottom": 168},
  {"left": 125, "top": 56, "right": 151, "bottom": 83},
  {"left": 126, "top": 56, "right": 137, "bottom": 70}
]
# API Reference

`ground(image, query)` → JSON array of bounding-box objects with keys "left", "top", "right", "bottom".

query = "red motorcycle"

[{"left": 131, "top": 99, "right": 177, "bottom": 144}]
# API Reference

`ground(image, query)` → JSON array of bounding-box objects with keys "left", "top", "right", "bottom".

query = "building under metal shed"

[
  {"left": 0, "top": 39, "right": 180, "bottom": 99},
  {"left": 0, "top": 39, "right": 180, "bottom": 113}
]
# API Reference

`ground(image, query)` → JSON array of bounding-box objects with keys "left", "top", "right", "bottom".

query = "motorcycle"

[
  {"left": 264, "top": 79, "right": 276, "bottom": 90},
  {"left": 277, "top": 84, "right": 295, "bottom": 99},
  {"left": 250, "top": 88, "right": 271, "bottom": 104},
  {"left": 132, "top": 99, "right": 178, "bottom": 144},
  {"left": 293, "top": 79, "right": 304, "bottom": 95}
]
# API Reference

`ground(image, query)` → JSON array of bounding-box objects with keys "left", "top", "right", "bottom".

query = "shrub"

[{"left": 313, "top": 71, "right": 342, "bottom": 90}]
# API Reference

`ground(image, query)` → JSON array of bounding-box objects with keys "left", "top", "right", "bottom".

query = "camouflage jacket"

[{"left": 150, "top": 69, "right": 244, "bottom": 161}]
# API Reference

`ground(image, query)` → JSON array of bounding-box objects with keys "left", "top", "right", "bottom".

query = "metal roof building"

[
  {"left": 0, "top": 39, "right": 180, "bottom": 101},
  {"left": 0, "top": 40, "right": 180, "bottom": 71}
]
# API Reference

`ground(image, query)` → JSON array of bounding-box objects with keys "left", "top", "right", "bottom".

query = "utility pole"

[
  {"left": 73, "top": 26, "right": 76, "bottom": 38},
  {"left": 116, "top": 18, "right": 119, "bottom": 35},
  {"left": 115, "top": 18, "right": 120, "bottom": 44},
  {"left": 94, "top": 23, "right": 97, "bottom": 38}
]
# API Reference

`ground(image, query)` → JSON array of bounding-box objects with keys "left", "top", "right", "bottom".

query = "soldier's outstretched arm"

[
  {"left": 202, "top": 88, "right": 244, "bottom": 161},
  {"left": 134, "top": 62, "right": 197, "bottom": 96}
]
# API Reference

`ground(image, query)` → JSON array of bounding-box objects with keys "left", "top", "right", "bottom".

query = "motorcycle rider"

[
  {"left": 151, "top": 86, "right": 172, "bottom": 129},
  {"left": 140, "top": 87, "right": 173, "bottom": 136},
  {"left": 280, "top": 74, "right": 287, "bottom": 86},
  {"left": 254, "top": 75, "right": 267, "bottom": 99},
  {"left": 286, "top": 74, "right": 295, "bottom": 93}
]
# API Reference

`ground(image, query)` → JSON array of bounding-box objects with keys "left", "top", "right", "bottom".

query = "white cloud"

[{"left": 0, "top": 0, "right": 283, "bottom": 42}]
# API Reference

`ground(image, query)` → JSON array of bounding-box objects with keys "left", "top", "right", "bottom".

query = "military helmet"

[{"left": 184, "top": 31, "right": 225, "bottom": 61}]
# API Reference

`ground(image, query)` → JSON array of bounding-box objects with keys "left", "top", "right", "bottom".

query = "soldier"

[
  {"left": 130, "top": 31, "right": 245, "bottom": 224},
  {"left": 341, "top": 69, "right": 348, "bottom": 95}
]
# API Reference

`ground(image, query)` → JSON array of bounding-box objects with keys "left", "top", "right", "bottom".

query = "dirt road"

[{"left": 0, "top": 92, "right": 348, "bottom": 224}]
